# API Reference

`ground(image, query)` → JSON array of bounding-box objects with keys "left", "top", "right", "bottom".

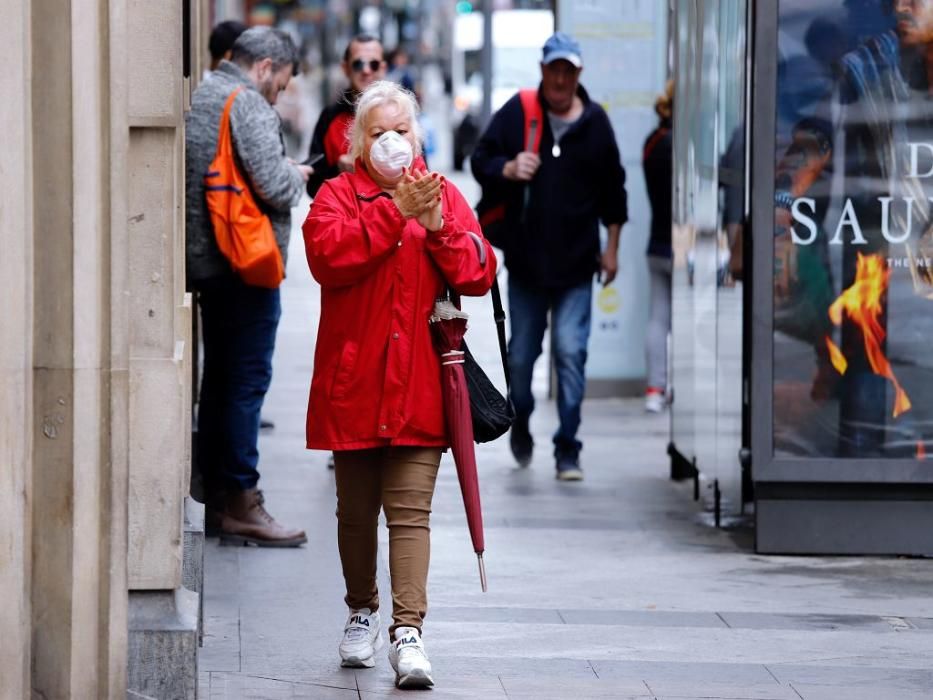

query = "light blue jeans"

[{"left": 507, "top": 277, "right": 592, "bottom": 457}]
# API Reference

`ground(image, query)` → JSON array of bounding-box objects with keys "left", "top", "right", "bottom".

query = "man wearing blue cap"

[{"left": 472, "top": 31, "right": 627, "bottom": 481}]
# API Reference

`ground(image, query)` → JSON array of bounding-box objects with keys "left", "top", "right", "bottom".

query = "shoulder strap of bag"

[
  {"left": 490, "top": 276, "right": 510, "bottom": 392},
  {"left": 216, "top": 86, "right": 244, "bottom": 158},
  {"left": 518, "top": 88, "right": 543, "bottom": 154},
  {"left": 517, "top": 88, "right": 543, "bottom": 220}
]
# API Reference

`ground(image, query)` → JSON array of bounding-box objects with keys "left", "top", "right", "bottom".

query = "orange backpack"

[{"left": 204, "top": 87, "right": 284, "bottom": 288}]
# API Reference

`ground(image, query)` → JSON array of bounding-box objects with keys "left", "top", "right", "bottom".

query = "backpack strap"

[
  {"left": 216, "top": 86, "right": 244, "bottom": 157},
  {"left": 518, "top": 88, "right": 543, "bottom": 154}
]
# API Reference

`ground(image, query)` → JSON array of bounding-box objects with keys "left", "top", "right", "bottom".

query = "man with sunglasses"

[{"left": 305, "top": 34, "right": 387, "bottom": 197}]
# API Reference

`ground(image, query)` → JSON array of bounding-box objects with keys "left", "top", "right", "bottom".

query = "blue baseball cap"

[{"left": 542, "top": 32, "right": 582, "bottom": 68}]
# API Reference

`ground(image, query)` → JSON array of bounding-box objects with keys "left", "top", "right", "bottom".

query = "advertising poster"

[{"left": 774, "top": 0, "right": 933, "bottom": 458}]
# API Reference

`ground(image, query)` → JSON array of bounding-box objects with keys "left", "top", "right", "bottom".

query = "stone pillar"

[
  {"left": 0, "top": 1, "right": 34, "bottom": 697},
  {"left": 124, "top": 0, "right": 197, "bottom": 697},
  {"left": 10, "top": 0, "right": 132, "bottom": 696},
  {"left": 0, "top": 0, "right": 194, "bottom": 695}
]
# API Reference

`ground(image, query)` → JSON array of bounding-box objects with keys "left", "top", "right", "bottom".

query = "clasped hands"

[{"left": 392, "top": 167, "right": 444, "bottom": 232}]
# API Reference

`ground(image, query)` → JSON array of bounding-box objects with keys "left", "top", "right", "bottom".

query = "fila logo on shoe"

[
  {"left": 350, "top": 616, "right": 370, "bottom": 627},
  {"left": 399, "top": 636, "right": 418, "bottom": 646}
]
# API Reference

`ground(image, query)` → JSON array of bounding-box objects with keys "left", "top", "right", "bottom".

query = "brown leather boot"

[{"left": 219, "top": 488, "right": 307, "bottom": 547}]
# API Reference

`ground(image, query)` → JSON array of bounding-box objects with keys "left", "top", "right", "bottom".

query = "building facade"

[{"left": 0, "top": 0, "right": 204, "bottom": 696}]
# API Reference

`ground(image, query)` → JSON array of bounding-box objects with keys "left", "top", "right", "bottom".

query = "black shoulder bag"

[{"left": 464, "top": 277, "right": 515, "bottom": 443}]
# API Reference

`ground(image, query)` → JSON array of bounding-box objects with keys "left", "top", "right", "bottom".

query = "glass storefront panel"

[
  {"left": 773, "top": 0, "right": 933, "bottom": 459},
  {"left": 715, "top": 2, "right": 747, "bottom": 509},
  {"left": 670, "top": 0, "right": 748, "bottom": 513}
]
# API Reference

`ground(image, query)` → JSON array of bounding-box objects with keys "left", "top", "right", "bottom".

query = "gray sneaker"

[
  {"left": 339, "top": 608, "right": 383, "bottom": 668},
  {"left": 555, "top": 453, "right": 583, "bottom": 481}
]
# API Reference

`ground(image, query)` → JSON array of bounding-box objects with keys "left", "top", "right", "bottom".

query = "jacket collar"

[
  {"left": 336, "top": 89, "right": 358, "bottom": 114},
  {"left": 215, "top": 60, "right": 256, "bottom": 91},
  {"left": 536, "top": 82, "right": 594, "bottom": 118}
]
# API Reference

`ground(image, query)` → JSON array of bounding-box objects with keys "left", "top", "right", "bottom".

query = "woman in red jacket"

[{"left": 302, "top": 80, "right": 496, "bottom": 689}]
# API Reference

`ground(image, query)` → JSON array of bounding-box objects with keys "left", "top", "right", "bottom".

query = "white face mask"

[{"left": 369, "top": 130, "right": 413, "bottom": 179}]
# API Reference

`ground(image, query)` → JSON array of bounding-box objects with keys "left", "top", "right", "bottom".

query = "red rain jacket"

[{"left": 302, "top": 159, "right": 497, "bottom": 450}]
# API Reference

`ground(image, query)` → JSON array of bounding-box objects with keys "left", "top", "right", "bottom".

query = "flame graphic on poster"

[{"left": 823, "top": 253, "right": 911, "bottom": 418}]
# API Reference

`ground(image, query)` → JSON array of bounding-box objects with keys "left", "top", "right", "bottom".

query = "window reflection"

[{"left": 774, "top": 0, "right": 933, "bottom": 458}]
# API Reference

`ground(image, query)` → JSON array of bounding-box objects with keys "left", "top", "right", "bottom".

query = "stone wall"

[{"left": 0, "top": 0, "right": 194, "bottom": 695}]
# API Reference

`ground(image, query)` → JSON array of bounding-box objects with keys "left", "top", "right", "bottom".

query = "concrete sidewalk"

[{"left": 198, "top": 198, "right": 933, "bottom": 700}]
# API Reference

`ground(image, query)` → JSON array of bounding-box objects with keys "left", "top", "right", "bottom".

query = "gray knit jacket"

[{"left": 185, "top": 61, "right": 305, "bottom": 284}]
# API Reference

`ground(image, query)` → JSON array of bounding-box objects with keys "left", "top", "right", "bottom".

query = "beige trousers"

[{"left": 333, "top": 446, "right": 442, "bottom": 635}]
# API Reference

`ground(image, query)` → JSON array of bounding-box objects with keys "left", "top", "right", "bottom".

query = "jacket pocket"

[{"left": 329, "top": 340, "right": 358, "bottom": 400}]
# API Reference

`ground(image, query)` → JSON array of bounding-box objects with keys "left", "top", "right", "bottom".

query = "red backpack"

[{"left": 476, "top": 89, "right": 543, "bottom": 248}]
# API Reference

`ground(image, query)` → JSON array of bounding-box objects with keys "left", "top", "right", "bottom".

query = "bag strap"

[
  {"left": 519, "top": 88, "right": 543, "bottom": 154},
  {"left": 446, "top": 275, "right": 510, "bottom": 391},
  {"left": 216, "top": 86, "right": 244, "bottom": 157},
  {"left": 490, "top": 276, "right": 510, "bottom": 392}
]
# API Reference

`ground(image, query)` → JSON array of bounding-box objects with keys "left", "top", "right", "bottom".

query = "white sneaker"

[
  {"left": 339, "top": 608, "right": 383, "bottom": 668},
  {"left": 388, "top": 626, "right": 434, "bottom": 689},
  {"left": 645, "top": 391, "right": 665, "bottom": 414}
]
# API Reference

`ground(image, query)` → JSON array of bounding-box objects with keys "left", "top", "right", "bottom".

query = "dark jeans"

[
  {"left": 507, "top": 277, "right": 592, "bottom": 457},
  {"left": 196, "top": 274, "right": 281, "bottom": 493}
]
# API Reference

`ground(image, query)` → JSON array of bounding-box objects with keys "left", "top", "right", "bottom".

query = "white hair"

[{"left": 349, "top": 80, "right": 424, "bottom": 162}]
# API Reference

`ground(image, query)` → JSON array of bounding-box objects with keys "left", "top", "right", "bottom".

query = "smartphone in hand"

[{"left": 302, "top": 153, "right": 324, "bottom": 167}]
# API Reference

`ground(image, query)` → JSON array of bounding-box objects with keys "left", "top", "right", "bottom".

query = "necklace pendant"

[{"left": 552, "top": 143, "right": 561, "bottom": 158}]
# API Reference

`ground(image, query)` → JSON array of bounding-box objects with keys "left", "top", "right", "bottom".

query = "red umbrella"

[{"left": 430, "top": 300, "right": 487, "bottom": 592}]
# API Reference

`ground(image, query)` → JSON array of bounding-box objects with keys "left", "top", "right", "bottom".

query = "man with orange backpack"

[
  {"left": 471, "top": 32, "right": 627, "bottom": 481},
  {"left": 186, "top": 26, "right": 311, "bottom": 546}
]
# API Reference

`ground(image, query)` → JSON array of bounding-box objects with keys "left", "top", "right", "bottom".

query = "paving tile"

[
  {"left": 200, "top": 613, "right": 240, "bottom": 672},
  {"left": 428, "top": 605, "right": 563, "bottom": 625},
  {"left": 207, "top": 672, "right": 360, "bottom": 699},
  {"left": 559, "top": 609, "right": 726, "bottom": 629},
  {"left": 717, "top": 612, "right": 892, "bottom": 632},
  {"left": 592, "top": 660, "right": 776, "bottom": 686},
  {"left": 766, "top": 664, "right": 933, "bottom": 690},
  {"left": 905, "top": 617, "right": 933, "bottom": 630},
  {"left": 791, "top": 683, "right": 933, "bottom": 700},
  {"left": 646, "top": 680, "right": 799, "bottom": 699},
  {"left": 500, "top": 676, "right": 653, "bottom": 698}
]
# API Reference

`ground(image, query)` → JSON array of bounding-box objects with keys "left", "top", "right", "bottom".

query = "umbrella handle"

[{"left": 477, "top": 553, "right": 487, "bottom": 593}]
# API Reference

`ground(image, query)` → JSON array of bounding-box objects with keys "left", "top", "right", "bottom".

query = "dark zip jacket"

[
  {"left": 471, "top": 84, "right": 627, "bottom": 289},
  {"left": 306, "top": 90, "right": 356, "bottom": 198}
]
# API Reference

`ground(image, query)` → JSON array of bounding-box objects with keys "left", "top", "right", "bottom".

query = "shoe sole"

[
  {"left": 556, "top": 470, "right": 583, "bottom": 481},
  {"left": 219, "top": 533, "right": 308, "bottom": 548},
  {"left": 396, "top": 668, "right": 434, "bottom": 689},
  {"left": 340, "top": 654, "right": 375, "bottom": 669},
  {"left": 340, "top": 632, "right": 383, "bottom": 669}
]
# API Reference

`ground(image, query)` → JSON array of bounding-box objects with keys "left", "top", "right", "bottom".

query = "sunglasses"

[{"left": 351, "top": 58, "right": 382, "bottom": 73}]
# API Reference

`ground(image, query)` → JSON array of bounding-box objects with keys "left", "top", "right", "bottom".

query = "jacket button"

[
  {"left": 392, "top": 332, "right": 399, "bottom": 340},
  {"left": 380, "top": 424, "right": 387, "bottom": 431},
  {"left": 397, "top": 241, "right": 402, "bottom": 247}
]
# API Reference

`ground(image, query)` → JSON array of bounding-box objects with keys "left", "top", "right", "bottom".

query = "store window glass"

[
  {"left": 774, "top": 0, "right": 933, "bottom": 458},
  {"left": 671, "top": 0, "right": 748, "bottom": 512}
]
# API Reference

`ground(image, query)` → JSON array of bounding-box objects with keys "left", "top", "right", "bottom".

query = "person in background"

[
  {"left": 186, "top": 27, "right": 312, "bottom": 546},
  {"left": 642, "top": 80, "right": 674, "bottom": 414},
  {"left": 208, "top": 20, "right": 247, "bottom": 73},
  {"left": 387, "top": 46, "right": 416, "bottom": 92},
  {"left": 471, "top": 32, "right": 627, "bottom": 481},
  {"left": 305, "top": 33, "right": 386, "bottom": 198},
  {"left": 302, "top": 81, "right": 495, "bottom": 689}
]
